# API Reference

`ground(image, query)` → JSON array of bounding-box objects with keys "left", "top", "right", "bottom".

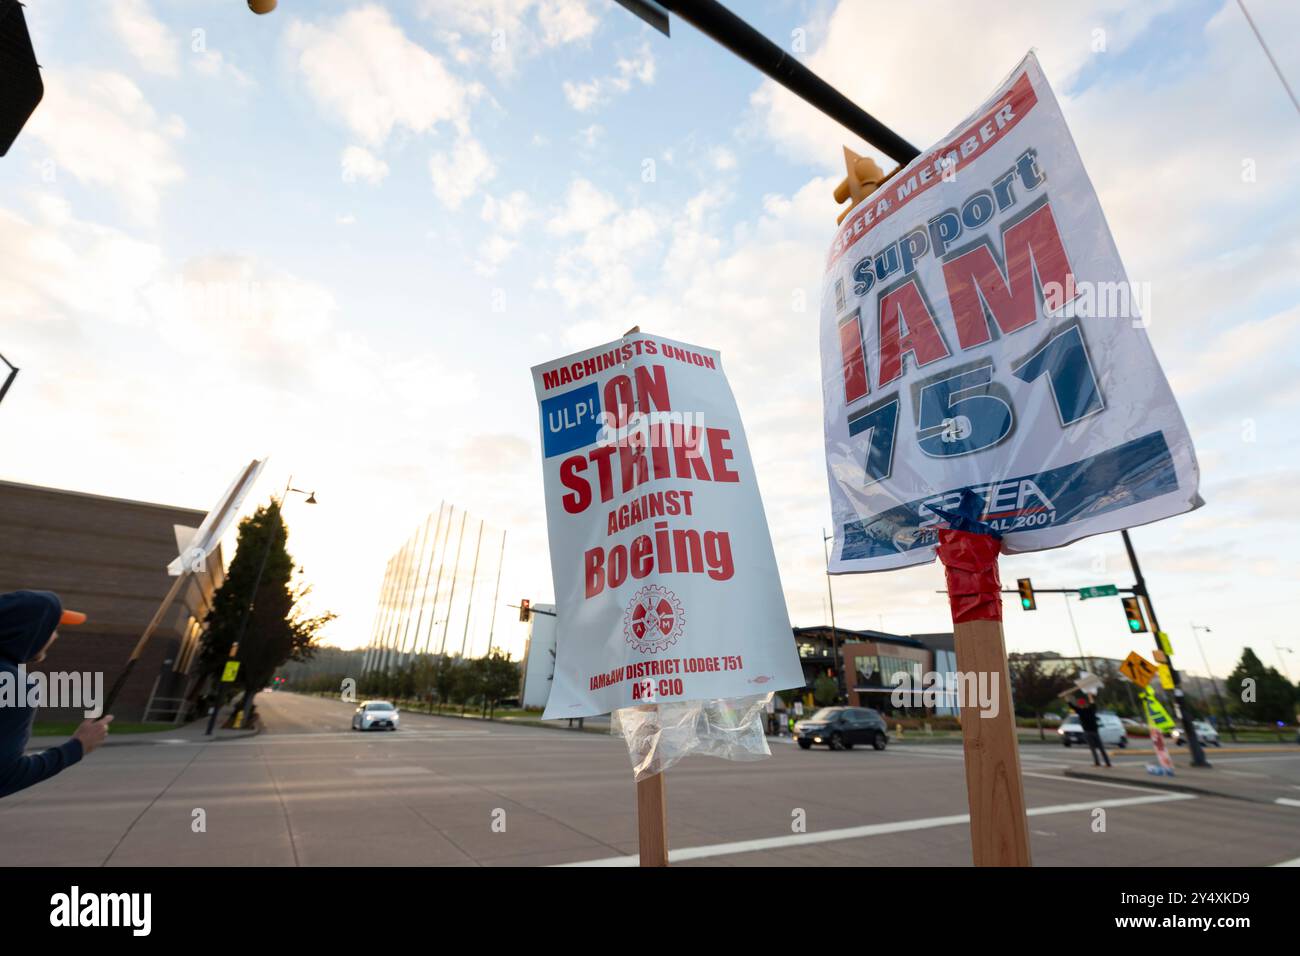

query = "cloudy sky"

[{"left": 3, "top": 0, "right": 1297, "bottom": 678}]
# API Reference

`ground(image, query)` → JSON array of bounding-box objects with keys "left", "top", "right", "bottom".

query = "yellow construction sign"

[
  {"left": 1157, "top": 663, "right": 1175, "bottom": 690},
  {"left": 1120, "top": 650, "right": 1158, "bottom": 688}
]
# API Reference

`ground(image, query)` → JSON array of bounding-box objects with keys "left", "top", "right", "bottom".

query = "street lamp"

[
  {"left": 1191, "top": 624, "right": 1235, "bottom": 742},
  {"left": 205, "top": 476, "right": 317, "bottom": 735},
  {"left": 822, "top": 529, "right": 845, "bottom": 704},
  {"left": 1275, "top": 643, "right": 1295, "bottom": 684}
]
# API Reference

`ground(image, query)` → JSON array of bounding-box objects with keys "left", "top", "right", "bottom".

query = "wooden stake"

[
  {"left": 829, "top": 147, "right": 1029, "bottom": 865},
  {"left": 619, "top": 322, "right": 670, "bottom": 868},
  {"left": 952, "top": 618, "right": 1032, "bottom": 866},
  {"left": 636, "top": 771, "right": 669, "bottom": 867},
  {"left": 102, "top": 569, "right": 191, "bottom": 713}
]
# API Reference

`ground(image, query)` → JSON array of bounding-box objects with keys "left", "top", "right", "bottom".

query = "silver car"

[
  {"left": 1058, "top": 712, "right": 1128, "bottom": 748},
  {"left": 352, "top": 700, "right": 400, "bottom": 731},
  {"left": 1172, "top": 719, "right": 1221, "bottom": 747}
]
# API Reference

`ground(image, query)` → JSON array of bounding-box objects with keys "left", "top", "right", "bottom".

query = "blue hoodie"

[{"left": 0, "top": 590, "right": 84, "bottom": 798}]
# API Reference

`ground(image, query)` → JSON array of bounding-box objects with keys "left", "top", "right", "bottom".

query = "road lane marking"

[
  {"left": 1275, "top": 856, "right": 1300, "bottom": 866},
  {"left": 1275, "top": 797, "right": 1300, "bottom": 808},
  {"left": 1021, "top": 771, "right": 1179, "bottom": 794},
  {"left": 352, "top": 767, "right": 435, "bottom": 776},
  {"left": 554, "top": 792, "right": 1196, "bottom": 867}
]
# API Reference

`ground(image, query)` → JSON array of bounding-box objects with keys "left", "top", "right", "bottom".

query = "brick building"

[
  {"left": 792, "top": 625, "right": 955, "bottom": 715},
  {"left": 0, "top": 479, "right": 224, "bottom": 723}
]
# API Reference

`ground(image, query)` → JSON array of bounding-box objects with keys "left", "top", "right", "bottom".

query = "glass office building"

[{"left": 362, "top": 502, "right": 507, "bottom": 673}]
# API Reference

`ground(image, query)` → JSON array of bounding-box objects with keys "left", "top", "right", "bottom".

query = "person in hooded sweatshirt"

[{"left": 0, "top": 590, "right": 112, "bottom": 798}]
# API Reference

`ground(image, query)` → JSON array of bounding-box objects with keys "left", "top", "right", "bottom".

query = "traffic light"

[
  {"left": 833, "top": 147, "right": 887, "bottom": 223},
  {"left": 1017, "top": 578, "right": 1036, "bottom": 611},
  {"left": 519, "top": 598, "right": 531, "bottom": 622},
  {"left": 1122, "top": 596, "right": 1147, "bottom": 633}
]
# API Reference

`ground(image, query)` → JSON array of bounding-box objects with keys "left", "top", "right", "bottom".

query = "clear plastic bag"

[{"left": 611, "top": 693, "right": 773, "bottom": 781}]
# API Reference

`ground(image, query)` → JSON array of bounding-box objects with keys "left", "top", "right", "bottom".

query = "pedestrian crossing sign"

[
  {"left": 221, "top": 661, "right": 240, "bottom": 683},
  {"left": 1120, "top": 650, "right": 1158, "bottom": 688}
]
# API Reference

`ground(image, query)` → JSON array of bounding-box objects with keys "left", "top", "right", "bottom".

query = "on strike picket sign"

[
  {"left": 532, "top": 332, "right": 804, "bottom": 719},
  {"left": 822, "top": 52, "right": 1200, "bottom": 572}
]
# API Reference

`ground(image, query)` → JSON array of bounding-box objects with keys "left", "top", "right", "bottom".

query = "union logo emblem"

[{"left": 623, "top": 585, "right": 685, "bottom": 654}]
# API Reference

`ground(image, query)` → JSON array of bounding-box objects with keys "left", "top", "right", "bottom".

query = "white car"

[
  {"left": 1172, "top": 719, "right": 1221, "bottom": 747},
  {"left": 1058, "top": 712, "right": 1128, "bottom": 748},
  {"left": 352, "top": 700, "right": 400, "bottom": 731}
]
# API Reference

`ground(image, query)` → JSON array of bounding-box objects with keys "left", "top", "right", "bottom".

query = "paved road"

[{"left": 2, "top": 692, "right": 1297, "bottom": 866}]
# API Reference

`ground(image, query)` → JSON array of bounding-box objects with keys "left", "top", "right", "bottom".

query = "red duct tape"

[{"left": 936, "top": 528, "right": 1003, "bottom": 623}]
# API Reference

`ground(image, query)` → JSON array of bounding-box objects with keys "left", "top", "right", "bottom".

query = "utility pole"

[
  {"left": 439, "top": 511, "right": 469, "bottom": 655},
  {"left": 1121, "top": 529, "right": 1209, "bottom": 767},
  {"left": 1191, "top": 624, "right": 1236, "bottom": 741},
  {"left": 1274, "top": 643, "right": 1295, "bottom": 684},
  {"left": 458, "top": 519, "right": 485, "bottom": 658},
  {"left": 1060, "top": 591, "right": 1089, "bottom": 668},
  {"left": 362, "top": 555, "right": 395, "bottom": 674},
  {"left": 485, "top": 530, "right": 506, "bottom": 651},
  {"left": 411, "top": 503, "right": 448, "bottom": 659}
]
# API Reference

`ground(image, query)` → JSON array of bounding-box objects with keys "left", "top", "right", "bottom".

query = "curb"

[
  {"left": 208, "top": 725, "right": 261, "bottom": 742},
  {"left": 1062, "top": 766, "right": 1273, "bottom": 805}
]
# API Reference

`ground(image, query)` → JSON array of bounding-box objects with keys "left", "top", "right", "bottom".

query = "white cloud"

[
  {"left": 428, "top": 134, "right": 496, "bottom": 208},
  {"left": 562, "top": 43, "right": 655, "bottom": 112},
  {"left": 418, "top": 0, "right": 598, "bottom": 77},
  {"left": 0, "top": 195, "right": 163, "bottom": 324},
  {"left": 22, "top": 71, "right": 185, "bottom": 222},
  {"left": 109, "top": 0, "right": 179, "bottom": 76},
  {"left": 475, "top": 190, "right": 536, "bottom": 274},
  {"left": 709, "top": 146, "right": 737, "bottom": 171},
  {"left": 546, "top": 177, "right": 619, "bottom": 235},
  {"left": 541, "top": 178, "right": 662, "bottom": 308},
  {"left": 191, "top": 50, "right": 255, "bottom": 87},
  {"left": 537, "top": 0, "right": 598, "bottom": 46},
  {"left": 0, "top": 193, "right": 482, "bottom": 648},
  {"left": 341, "top": 145, "right": 390, "bottom": 185},
  {"left": 752, "top": 1, "right": 1174, "bottom": 170},
  {"left": 475, "top": 233, "right": 516, "bottom": 275},
  {"left": 481, "top": 190, "right": 535, "bottom": 233},
  {"left": 286, "top": 5, "right": 482, "bottom": 148}
]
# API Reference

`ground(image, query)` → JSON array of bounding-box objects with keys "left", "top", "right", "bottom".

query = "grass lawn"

[{"left": 32, "top": 721, "right": 177, "bottom": 736}]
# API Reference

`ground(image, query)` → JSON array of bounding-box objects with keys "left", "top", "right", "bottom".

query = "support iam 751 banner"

[{"left": 821, "top": 52, "right": 1200, "bottom": 573}]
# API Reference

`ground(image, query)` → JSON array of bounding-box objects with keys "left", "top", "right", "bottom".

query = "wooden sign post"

[
  {"left": 834, "top": 166, "right": 1031, "bottom": 865},
  {"left": 617, "top": 324, "right": 671, "bottom": 869},
  {"left": 937, "top": 523, "right": 1032, "bottom": 866},
  {"left": 637, "top": 771, "right": 669, "bottom": 866}
]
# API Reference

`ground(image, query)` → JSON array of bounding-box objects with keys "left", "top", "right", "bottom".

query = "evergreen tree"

[
  {"left": 1226, "top": 647, "right": 1297, "bottom": 725},
  {"left": 198, "top": 500, "right": 334, "bottom": 725},
  {"left": 481, "top": 648, "right": 520, "bottom": 718},
  {"left": 1008, "top": 654, "right": 1074, "bottom": 739}
]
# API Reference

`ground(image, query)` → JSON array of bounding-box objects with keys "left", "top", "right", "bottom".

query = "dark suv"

[{"left": 794, "top": 706, "right": 888, "bottom": 751}]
